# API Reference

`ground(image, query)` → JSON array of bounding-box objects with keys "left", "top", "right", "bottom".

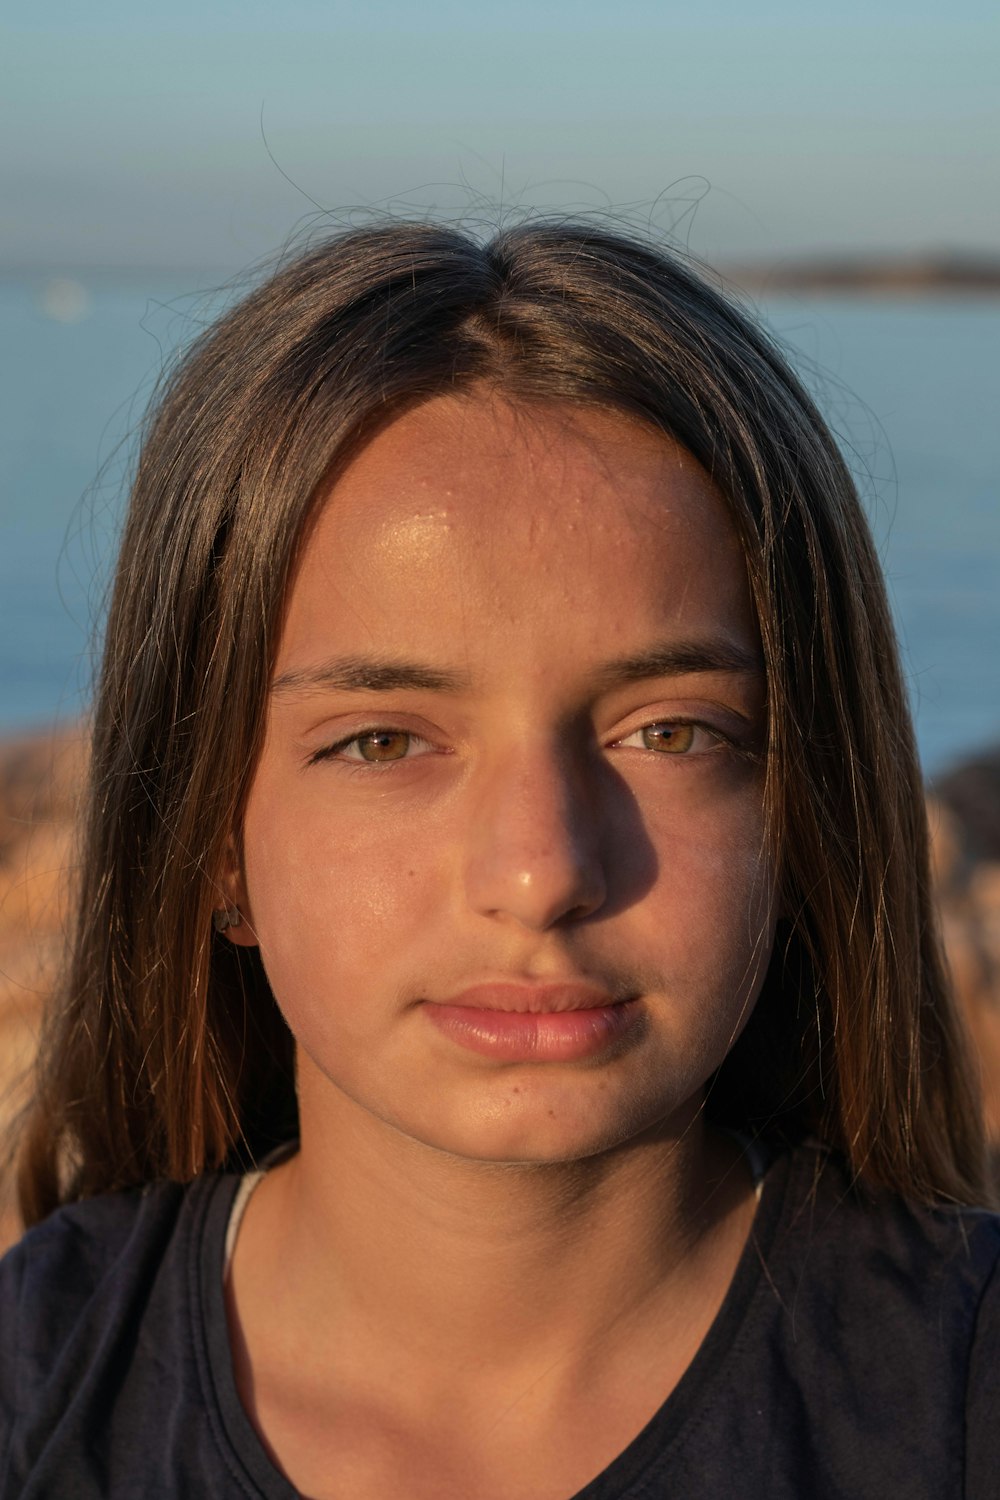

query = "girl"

[{"left": 2, "top": 222, "right": 998, "bottom": 1499}]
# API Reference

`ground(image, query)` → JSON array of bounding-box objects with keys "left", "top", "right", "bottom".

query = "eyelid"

[
  {"left": 612, "top": 718, "right": 730, "bottom": 753},
  {"left": 305, "top": 712, "right": 759, "bottom": 767},
  {"left": 308, "top": 727, "right": 437, "bottom": 766}
]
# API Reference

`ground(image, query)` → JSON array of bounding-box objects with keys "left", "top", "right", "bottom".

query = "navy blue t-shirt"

[{"left": 2, "top": 1142, "right": 999, "bottom": 1498}]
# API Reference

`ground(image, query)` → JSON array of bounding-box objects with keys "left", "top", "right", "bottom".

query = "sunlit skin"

[{"left": 224, "top": 395, "right": 778, "bottom": 1500}]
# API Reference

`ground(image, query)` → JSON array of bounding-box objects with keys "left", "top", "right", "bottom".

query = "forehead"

[{"left": 277, "top": 394, "right": 756, "bottom": 675}]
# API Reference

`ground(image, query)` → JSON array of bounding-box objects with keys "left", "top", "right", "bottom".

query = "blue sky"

[{"left": 5, "top": 0, "right": 998, "bottom": 270}]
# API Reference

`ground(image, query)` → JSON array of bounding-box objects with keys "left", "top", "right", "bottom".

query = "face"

[{"left": 228, "top": 395, "right": 776, "bottom": 1164}]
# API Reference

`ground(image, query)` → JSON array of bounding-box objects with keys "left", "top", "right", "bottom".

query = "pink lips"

[{"left": 423, "top": 983, "right": 641, "bottom": 1062}]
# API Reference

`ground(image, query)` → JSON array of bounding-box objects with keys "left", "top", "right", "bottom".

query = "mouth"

[
  {"left": 422, "top": 982, "right": 642, "bottom": 1062},
  {"left": 440, "top": 981, "right": 623, "bottom": 1014}
]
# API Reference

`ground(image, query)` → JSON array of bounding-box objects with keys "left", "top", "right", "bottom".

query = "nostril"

[
  {"left": 463, "top": 752, "right": 608, "bottom": 930},
  {"left": 466, "top": 843, "right": 607, "bottom": 931}
]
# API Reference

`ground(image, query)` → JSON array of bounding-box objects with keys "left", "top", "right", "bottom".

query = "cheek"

[
  {"left": 623, "top": 801, "right": 776, "bottom": 1118},
  {"left": 639, "top": 782, "right": 776, "bottom": 998},
  {"left": 239, "top": 783, "right": 444, "bottom": 1008}
]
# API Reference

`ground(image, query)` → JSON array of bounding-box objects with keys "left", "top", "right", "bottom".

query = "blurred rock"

[
  {"left": 931, "top": 750, "right": 1000, "bottom": 1166},
  {"left": 0, "top": 727, "right": 87, "bottom": 1248},
  {"left": 932, "top": 748, "right": 1000, "bottom": 867},
  {"left": 0, "top": 728, "right": 999, "bottom": 1252}
]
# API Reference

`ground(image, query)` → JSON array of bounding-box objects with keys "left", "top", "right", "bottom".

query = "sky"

[{"left": 4, "top": 0, "right": 999, "bottom": 271}]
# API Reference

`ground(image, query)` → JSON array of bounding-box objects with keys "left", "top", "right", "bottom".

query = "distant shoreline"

[
  {"left": 3, "top": 253, "right": 1000, "bottom": 299},
  {"left": 721, "top": 254, "right": 1000, "bottom": 297}
]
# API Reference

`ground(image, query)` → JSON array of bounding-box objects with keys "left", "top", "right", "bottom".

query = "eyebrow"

[
  {"left": 270, "top": 638, "right": 762, "bottom": 697},
  {"left": 595, "top": 639, "right": 763, "bottom": 687},
  {"left": 271, "top": 657, "right": 468, "bottom": 695}
]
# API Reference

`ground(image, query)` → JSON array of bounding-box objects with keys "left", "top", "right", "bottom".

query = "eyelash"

[
  {"left": 615, "top": 721, "right": 729, "bottom": 755},
  {"left": 308, "top": 719, "right": 738, "bottom": 768},
  {"left": 308, "top": 729, "right": 437, "bottom": 767}
]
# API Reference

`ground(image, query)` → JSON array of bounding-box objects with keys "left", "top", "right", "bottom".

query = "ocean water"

[{"left": 1, "top": 276, "right": 998, "bottom": 779}]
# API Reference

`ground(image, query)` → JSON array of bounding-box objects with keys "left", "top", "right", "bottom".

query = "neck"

[{"left": 236, "top": 1072, "right": 755, "bottom": 1378}]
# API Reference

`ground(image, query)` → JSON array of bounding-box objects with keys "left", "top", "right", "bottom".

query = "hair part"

[{"left": 17, "top": 220, "right": 991, "bottom": 1222}]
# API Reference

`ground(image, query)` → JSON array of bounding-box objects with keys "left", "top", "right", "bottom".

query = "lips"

[
  {"left": 440, "top": 981, "right": 621, "bottom": 1014},
  {"left": 422, "top": 982, "right": 642, "bottom": 1061}
]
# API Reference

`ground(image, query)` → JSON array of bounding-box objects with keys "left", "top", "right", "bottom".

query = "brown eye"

[
  {"left": 640, "top": 723, "right": 696, "bottom": 754},
  {"left": 357, "top": 730, "right": 411, "bottom": 762}
]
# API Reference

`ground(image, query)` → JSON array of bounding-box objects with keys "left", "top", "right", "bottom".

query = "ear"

[{"left": 212, "top": 833, "right": 259, "bottom": 948}]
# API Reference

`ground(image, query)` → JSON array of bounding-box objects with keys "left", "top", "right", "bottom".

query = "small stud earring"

[{"left": 212, "top": 905, "right": 243, "bottom": 933}]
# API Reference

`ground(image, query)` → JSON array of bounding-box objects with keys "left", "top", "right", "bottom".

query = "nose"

[{"left": 463, "top": 742, "right": 607, "bottom": 930}]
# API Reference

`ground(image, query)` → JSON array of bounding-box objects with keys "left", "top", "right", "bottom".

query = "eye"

[
  {"left": 310, "top": 728, "right": 433, "bottom": 765},
  {"left": 615, "top": 721, "right": 721, "bottom": 755}
]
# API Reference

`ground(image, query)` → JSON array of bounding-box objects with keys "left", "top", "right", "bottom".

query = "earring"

[{"left": 212, "top": 904, "right": 243, "bottom": 933}]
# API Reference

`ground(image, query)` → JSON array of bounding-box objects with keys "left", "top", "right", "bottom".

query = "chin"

[{"left": 405, "top": 1082, "right": 686, "bottom": 1167}]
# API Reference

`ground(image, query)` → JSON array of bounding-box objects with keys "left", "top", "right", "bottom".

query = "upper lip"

[{"left": 435, "top": 981, "right": 623, "bottom": 1014}]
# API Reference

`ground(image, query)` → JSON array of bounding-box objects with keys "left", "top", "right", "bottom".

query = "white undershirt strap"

[{"left": 223, "top": 1170, "right": 266, "bottom": 1277}]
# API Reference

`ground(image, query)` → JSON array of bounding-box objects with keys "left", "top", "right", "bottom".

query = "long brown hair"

[{"left": 17, "top": 220, "right": 990, "bottom": 1222}]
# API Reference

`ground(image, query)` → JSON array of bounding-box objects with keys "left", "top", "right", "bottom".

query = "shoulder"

[
  {"left": 773, "top": 1140, "right": 1000, "bottom": 1284},
  {"left": 747, "top": 1143, "right": 1000, "bottom": 1494},
  {"left": 2, "top": 1180, "right": 198, "bottom": 1355},
  {"left": 652, "top": 1149, "right": 1000, "bottom": 1498},
  {"left": 4, "top": 1178, "right": 187, "bottom": 1277},
  {"left": 0, "top": 1174, "right": 238, "bottom": 1483},
  {"left": 760, "top": 1141, "right": 1000, "bottom": 1335}
]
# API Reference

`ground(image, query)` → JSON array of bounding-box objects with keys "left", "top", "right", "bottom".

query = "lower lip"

[{"left": 423, "top": 1000, "right": 641, "bottom": 1061}]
